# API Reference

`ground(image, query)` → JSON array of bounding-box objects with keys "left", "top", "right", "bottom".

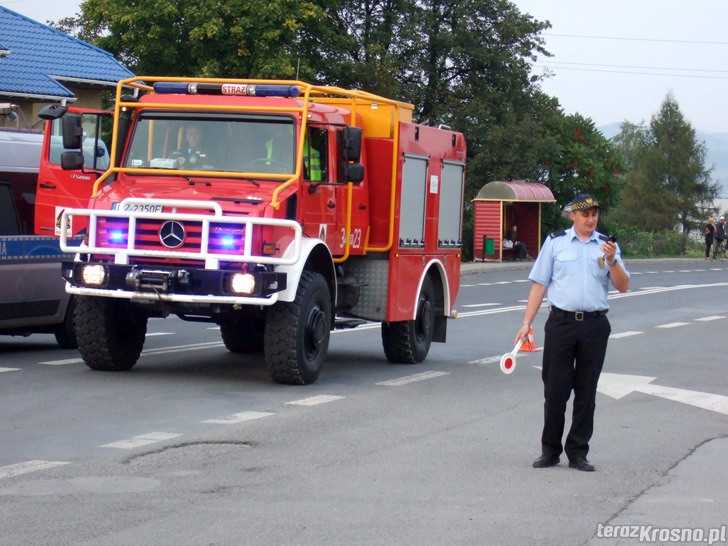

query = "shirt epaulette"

[{"left": 549, "top": 230, "right": 566, "bottom": 239}]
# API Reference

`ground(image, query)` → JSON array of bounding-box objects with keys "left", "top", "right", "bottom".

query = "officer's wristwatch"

[{"left": 609, "top": 257, "right": 618, "bottom": 266}]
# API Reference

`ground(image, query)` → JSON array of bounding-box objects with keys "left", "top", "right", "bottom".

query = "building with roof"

[
  {"left": 0, "top": 6, "right": 134, "bottom": 131},
  {"left": 472, "top": 180, "right": 556, "bottom": 262}
]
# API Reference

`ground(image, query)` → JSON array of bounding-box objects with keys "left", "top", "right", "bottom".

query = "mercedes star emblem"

[{"left": 159, "top": 221, "right": 186, "bottom": 248}]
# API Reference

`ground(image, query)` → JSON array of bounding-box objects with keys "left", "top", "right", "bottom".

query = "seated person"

[
  {"left": 303, "top": 137, "right": 323, "bottom": 181},
  {"left": 174, "top": 125, "right": 212, "bottom": 168},
  {"left": 507, "top": 225, "right": 531, "bottom": 261}
]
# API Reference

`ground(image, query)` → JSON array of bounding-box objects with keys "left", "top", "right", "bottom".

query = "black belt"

[{"left": 549, "top": 306, "right": 608, "bottom": 321}]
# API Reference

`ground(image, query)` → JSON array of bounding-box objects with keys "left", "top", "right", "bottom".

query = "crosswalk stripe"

[
  {"left": 100, "top": 432, "right": 182, "bottom": 449},
  {"left": 0, "top": 460, "right": 69, "bottom": 480}
]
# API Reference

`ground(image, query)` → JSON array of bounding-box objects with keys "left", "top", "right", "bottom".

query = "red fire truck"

[{"left": 53, "top": 77, "right": 466, "bottom": 384}]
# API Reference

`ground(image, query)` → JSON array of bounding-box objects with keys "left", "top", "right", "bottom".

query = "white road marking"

[
  {"left": 145, "top": 332, "right": 174, "bottom": 337},
  {"left": 598, "top": 372, "right": 728, "bottom": 416},
  {"left": 40, "top": 341, "right": 225, "bottom": 365},
  {"left": 468, "top": 355, "right": 503, "bottom": 365},
  {"left": 0, "top": 367, "right": 19, "bottom": 373},
  {"left": 470, "top": 330, "right": 645, "bottom": 365},
  {"left": 610, "top": 331, "right": 644, "bottom": 339},
  {"left": 286, "top": 395, "right": 344, "bottom": 407},
  {"left": 39, "top": 358, "right": 83, "bottom": 366},
  {"left": 656, "top": 322, "right": 690, "bottom": 329},
  {"left": 695, "top": 316, "right": 725, "bottom": 322},
  {"left": 0, "top": 460, "right": 69, "bottom": 480},
  {"left": 140, "top": 341, "right": 224, "bottom": 355},
  {"left": 100, "top": 432, "right": 182, "bottom": 449},
  {"left": 460, "top": 303, "right": 499, "bottom": 308},
  {"left": 376, "top": 371, "right": 449, "bottom": 387},
  {"left": 203, "top": 411, "right": 274, "bottom": 425}
]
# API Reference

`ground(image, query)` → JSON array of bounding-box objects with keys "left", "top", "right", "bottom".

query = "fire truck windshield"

[{"left": 124, "top": 113, "right": 295, "bottom": 176}]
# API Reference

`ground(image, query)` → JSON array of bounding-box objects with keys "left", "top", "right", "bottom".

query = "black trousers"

[{"left": 540, "top": 312, "right": 611, "bottom": 460}]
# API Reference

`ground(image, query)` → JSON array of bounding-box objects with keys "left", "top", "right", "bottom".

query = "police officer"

[{"left": 514, "top": 194, "right": 630, "bottom": 472}]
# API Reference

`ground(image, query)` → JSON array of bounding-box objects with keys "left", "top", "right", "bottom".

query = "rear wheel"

[
  {"left": 219, "top": 307, "right": 265, "bottom": 353},
  {"left": 382, "top": 276, "right": 435, "bottom": 364},
  {"left": 264, "top": 271, "right": 331, "bottom": 385},
  {"left": 53, "top": 297, "right": 78, "bottom": 349},
  {"left": 74, "top": 296, "right": 147, "bottom": 371}
]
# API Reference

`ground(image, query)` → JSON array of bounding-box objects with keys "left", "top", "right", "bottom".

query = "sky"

[{"left": 4, "top": 0, "right": 728, "bottom": 133}]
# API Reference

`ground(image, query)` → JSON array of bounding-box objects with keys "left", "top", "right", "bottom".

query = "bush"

[{"left": 597, "top": 222, "right": 699, "bottom": 257}]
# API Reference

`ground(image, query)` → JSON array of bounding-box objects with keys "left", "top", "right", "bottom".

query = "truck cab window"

[
  {"left": 125, "top": 115, "right": 295, "bottom": 175},
  {"left": 303, "top": 127, "right": 328, "bottom": 182},
  {"left": 48, "top": 114, "right": 111, "bottom": 171}
]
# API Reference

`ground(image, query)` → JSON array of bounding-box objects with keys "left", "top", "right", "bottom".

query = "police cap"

[{"left": 564, "top": 193, "right": 600, "bottom": 213}]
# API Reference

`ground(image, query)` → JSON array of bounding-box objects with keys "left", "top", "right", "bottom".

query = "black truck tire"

[
  {"left": 219, "top": 307, "right": 265, "bottom": 353},
  {"left": 264, "top": 271, "right": 331, "bottom": 385},
  {"left": 381, "top": 275, "right": 435, "bottom": 364},
  {"left": 74, "top": 296, "right": 147, "bottom": 371}
]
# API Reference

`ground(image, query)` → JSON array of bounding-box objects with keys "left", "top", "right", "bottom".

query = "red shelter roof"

[{"left": 473, "top": 180, "right": 555, "bottom": 203}]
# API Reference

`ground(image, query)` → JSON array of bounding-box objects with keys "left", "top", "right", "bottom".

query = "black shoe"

[
  {"left": 568, "top": 457, "right": 595, "bottom": 472},
  {"left": 532, "top": 454, "right": 560, "bottom": 468}
]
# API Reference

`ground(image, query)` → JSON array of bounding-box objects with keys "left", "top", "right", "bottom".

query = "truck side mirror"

[
  {"left": 61, "top": 113, "right": 84, "bottom": 149},
  {"left": 341, "top": 163, "right": 364, "bottom": 184},
  {"left": 336, "top": 126, "right": 364, "bottom": 184},
  {"left": 61, "top": 151, "right": 84, "bottom": 170},
  {"left": 338, "top": 126, "right": 362, "bottom": 162},
  {"left": 38, "top": 104, "right": 68, "bottom": 121}
]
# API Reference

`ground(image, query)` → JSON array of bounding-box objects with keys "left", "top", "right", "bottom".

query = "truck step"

[{"left": 334, "top": 318, "right": 369, "bottom": 330}]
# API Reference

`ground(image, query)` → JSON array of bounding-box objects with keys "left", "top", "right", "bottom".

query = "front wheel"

[
  {"left": 264, "top": 271, "right": 331, "bottom": 385},
  {"left": 74, "top": 296, "right": 148, "bottom": 371},
  {"left": 381, "top": 276, "right": 435, "bottom": 364}
]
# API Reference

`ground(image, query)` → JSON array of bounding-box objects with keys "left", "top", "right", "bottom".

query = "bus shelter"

[{"left": 472, "top": 180, "right": 555, "bottom": 261}]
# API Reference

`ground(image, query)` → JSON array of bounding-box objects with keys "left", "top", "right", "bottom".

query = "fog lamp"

[
  {"left": 81, "top": 264, "right": 107, "bottom": 286},
  {"left": 230, "top": 273, "right": 255, "bottom": 295}
]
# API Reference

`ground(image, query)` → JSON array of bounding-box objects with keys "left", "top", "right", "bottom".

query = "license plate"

[{"left": 120, "top": 203, "right": 164, "bottom": 213}]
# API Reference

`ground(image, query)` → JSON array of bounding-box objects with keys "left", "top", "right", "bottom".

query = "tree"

[
  {"left": 612, "top": 93, "right": 718, "bottom": 249},
  {"left": 53, "top": 0, "right": 323, "bottom": 78},
  {"left": 535, "top": 113, "right": 626, "bottom": 232}
]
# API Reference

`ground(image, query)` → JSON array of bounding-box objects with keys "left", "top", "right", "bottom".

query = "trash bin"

[{"left": 483, "top": 235, "right": 494, "bottom": 260}]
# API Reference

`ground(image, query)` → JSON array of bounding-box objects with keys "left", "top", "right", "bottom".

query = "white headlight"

[
  {"left": 230, "top": 273, "right": 255, "bottom": 295},
  {"left": 81, "top": 264, "right": 107, "bottom": 286}
]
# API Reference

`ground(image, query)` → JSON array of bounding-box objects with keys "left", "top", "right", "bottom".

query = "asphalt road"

[{"left": 0, "top": 258, "right": 727, "bottom": 545}]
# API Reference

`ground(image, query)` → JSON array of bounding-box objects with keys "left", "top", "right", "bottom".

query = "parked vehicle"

[
  {"left": 0, "top": 129, "right": 75, "bottom": 346},
  {"left": 0, "top": 106, "right": 110, "bottom": 347}
]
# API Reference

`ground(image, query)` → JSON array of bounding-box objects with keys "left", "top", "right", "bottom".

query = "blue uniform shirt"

[{"left": 528, "top": 226, "right": 630, "bottom": 312}]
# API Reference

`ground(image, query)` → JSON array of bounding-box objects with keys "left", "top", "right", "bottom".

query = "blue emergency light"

[
  {"left": 152, "top": 82, "right": 300, "bottom": 98},
  {"left": 109, "top": 230, "right": 125, "bottom": 242}
]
